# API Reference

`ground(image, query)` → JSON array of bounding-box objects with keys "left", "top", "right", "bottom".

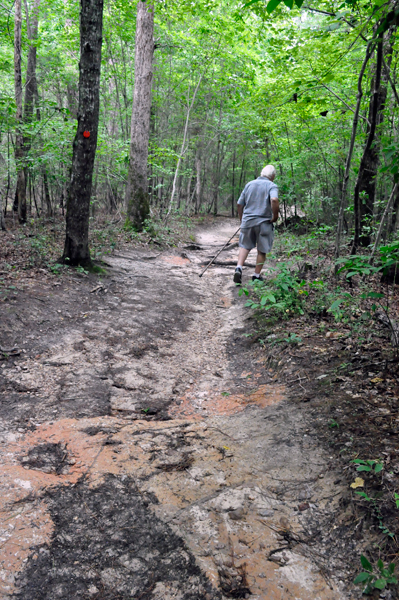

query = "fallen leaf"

[
  {"left": 350, "top": 477, "right": 364, "bottom": 489},
  {"left": 370, "top": 377, "right": 384, "bottom": 384}
]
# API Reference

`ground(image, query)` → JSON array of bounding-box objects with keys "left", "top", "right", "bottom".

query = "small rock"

[
  {"left": 319, "top": 473, "right": 324, "bottom": 479},
  {"left": 298, "top": 489, "right": 311, "bottom": 501},
  {"left": 279, "top": 516, "right": 290, "bottom": 530},
  {"left": 88, "top": 585, "right": 99, "bottom": 595},
  {"left": 228, "top": 506, "right": 245, "bottom": 521},
  {"left": 258, "top": 509, "right": 274, "bottom": 518},
  {"left": 298, "top": 502, "right": 309, "bottom": 512}
]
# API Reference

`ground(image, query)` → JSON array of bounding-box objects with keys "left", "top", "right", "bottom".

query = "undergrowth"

[
  {"left": 241, "top": 226, "right": 399, "bottom": 595},
  {"left": 0, "top": 210, "right": 195, "bottom": 275}
]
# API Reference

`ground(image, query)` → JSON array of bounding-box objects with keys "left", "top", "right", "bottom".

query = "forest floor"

[{"left": 0, "top": 216, "right": 398, "bottom": 600}]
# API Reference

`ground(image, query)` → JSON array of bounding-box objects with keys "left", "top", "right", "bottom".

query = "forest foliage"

[{"left": 1, "top": 0, "right": 399, "bottom": 259}]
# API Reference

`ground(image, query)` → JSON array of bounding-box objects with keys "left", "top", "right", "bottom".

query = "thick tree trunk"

[
  {"left": 14, "top": 0, "right": 26, "bottom": 223},
  {"left": 24, "top": 0, "right": 40, "bottom": 126},
  {"left": 62, "top": 0, "right": 104, "bottom": 266},
  {"left": 21, "top": 0, "right": 41, "bottom": 220},
  {"left": 334, "top": 40, "right": 375, "bottom": 261},
  {"left": 125, "top": 1, "right": 154, "bottom": 230},
  {"left": 352, "top": 36, "right": 392, "bottom": 251}
]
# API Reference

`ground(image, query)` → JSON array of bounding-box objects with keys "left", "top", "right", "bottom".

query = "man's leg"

[
  {"left": 237, "top": 247, "right": 250, "bottom": 267},
  {"left": 255, "top": 251, "right": 265, "bottom": 275},
  {"left": 234, "top": 247, "right": 250, "bottom": 284}
]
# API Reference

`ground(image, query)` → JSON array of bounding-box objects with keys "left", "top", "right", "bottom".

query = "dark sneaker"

[
  {"left": 252, "top": 274, "right": 264, "bottom": 282},
  {"left": 233, "top": 268, "right": 242, "bottom": 284}
]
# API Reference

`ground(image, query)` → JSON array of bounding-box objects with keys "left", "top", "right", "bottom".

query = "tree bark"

[
  {"left": 125, "top": 1, "right": 154, "bottom": 230},
  {"left": 43, "top": 169, "right": 52, "bottom": 217},
  {"left": 334, "top": 40, "right": 375, "bottom": 262},
  {"left": 14, "top": 0, "right": 26, "bottom": 223},
  {"left": 352, "top": 36, "right": 392, "bottom": 251},
  {"left": 24, "top": 0, "right": 40, "bottom": 127},
  {"left": 23, "top": 0, "right": 40, "bottom": 215},
  {"left": 231, "top": 148, "right": 236, "bottom": 218},
  {"left": 62, "top": 0, "right": 104, "bottom": 266},
  {"left": 195, "top": 148, "right": 202, "bottom": 214},
  {"left": 389, "top": 184, "right": 399, "bottom": 234}
]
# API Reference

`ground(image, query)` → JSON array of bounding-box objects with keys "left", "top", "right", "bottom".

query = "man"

[{"left": 234, "top": 164, "right": 279, "bottom": 284}]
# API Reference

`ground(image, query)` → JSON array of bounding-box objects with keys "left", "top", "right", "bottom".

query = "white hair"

[{"left": 261, "top": 165, "right": 276, "bottom": 180}]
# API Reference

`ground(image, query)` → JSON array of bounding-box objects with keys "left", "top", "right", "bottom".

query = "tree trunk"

[
  {"left": 334, "top": 40, "right": 375, "bottom": 261},
  {"left": 213, "top": 137, "right": 221, "bottom": 216},
  {"left": 24, "top": 0, "right": 40, "bottom": 127},
  {"left": 0, "top": 192, "right": 5, "bottom": 230},
  {"left": 62, "top": 0, "right": 104, "bottom": 266},
  {"left": 22, "top": 0, "right": 40, "bottom": 211},
  {"left": 184, "top": 173, "right": 191, "bottom": 213},
  {"left": 14, "top": 0, "right": 26, "bottom": 224},
  {"left": 231, "top": 148, "right": 236, "bottom": 217},
  {"left": 195, "top": 149, "right": 202, "bottom": 214},
  {"left": 389, "top": 185, "right": 399, "bottom": 234},
  {"left": 369, "top": 182, "right": 398, "bottom": 264},
  {"left": 125, "top": 1, "right": 154, "bottom": 230},
  {"left": 352, "top": 37, "right": 391, "bottom": 251},
  {"left": 43, "top": 169, "right": 52, "bottom": 217}
]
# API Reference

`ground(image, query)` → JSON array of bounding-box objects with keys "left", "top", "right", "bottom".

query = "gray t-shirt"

[{"left": 237, "top": 176, "right": 278, "bottom": 229}]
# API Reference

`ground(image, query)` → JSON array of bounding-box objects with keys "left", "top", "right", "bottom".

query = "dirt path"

[{"left": 0, "top": 219, "right": 349, "bottom": 599}]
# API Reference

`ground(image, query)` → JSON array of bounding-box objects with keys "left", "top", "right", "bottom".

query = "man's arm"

[
  {"left": 237, "top": 204, "right": 243, "bottom": 222},
  {"left": 271, "top": 198, "right": 279, "bottom": 223}
]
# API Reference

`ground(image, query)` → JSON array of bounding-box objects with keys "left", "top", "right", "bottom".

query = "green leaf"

[
  {"left": 283, "top": 0, "right": 294, "bottom": 7},
  {"left": 347, "top": 270, "right": 361, "bottom": 278},
  {"left": 354, "top": 572, "right": 371, "bottom": 584},
  {"left": 361, "top": 555, "right": 373, "bottom": 572},
  {"left": 294, "top": 0, "right": 304, "bottom": 6},
  {"left": 266, "top": 0, "right": 283, "bottom": 13},
  {"left": 362, "top": 292, "right": 385, "bottom": 299},
  {"left": 389, "top": 563, "right": 396, "bottom": 575},
  {"left": 329, "top": 298, "right": 344, "bottom": 311},
  {"left": 377, "top": 559, "right": 384, "bottom": 572},
  {"left": 243, "top": 0, "right": 262, "bottom": 7},
  {"left": 356, "top": 465, "right": 372, "bottom": 472},
  {"left": 374, "top": 463, "right": 383, "bottom": 474},
  {"left": 374, "top": 579, "right": 386, "bottom": 590},
  {"left": 355, "top": 491, "right": 371, "bottom": 501}
]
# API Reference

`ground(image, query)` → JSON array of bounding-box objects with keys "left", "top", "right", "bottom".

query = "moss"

[
  {"left": 87, "top": 263, "right": 106, "bottom": 275},
  {"left": 126, "top": 186, "right": 150, "bottom": 232}
]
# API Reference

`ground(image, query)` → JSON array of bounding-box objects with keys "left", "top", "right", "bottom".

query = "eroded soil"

[{"left": 0, "top": 219, "right": 354, "bottom": 599}]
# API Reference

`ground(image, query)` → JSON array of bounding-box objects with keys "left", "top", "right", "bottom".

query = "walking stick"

[{"left": 198, "top": 226, "right": 241, "bottom": 278}]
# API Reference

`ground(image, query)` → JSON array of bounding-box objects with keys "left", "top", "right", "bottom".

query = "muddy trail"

[{"left": 0, "top": 219, "right": 351, "bottom": 600}]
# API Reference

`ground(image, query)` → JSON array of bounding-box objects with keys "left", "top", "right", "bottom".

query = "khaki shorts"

[{"left": 239, "top": 222, "right": 274, "bottom": 254}]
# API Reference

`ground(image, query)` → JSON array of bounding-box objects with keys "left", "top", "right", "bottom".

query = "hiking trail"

[{"left": 0, "top": 219, "right": 348, "bottom": 600}]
